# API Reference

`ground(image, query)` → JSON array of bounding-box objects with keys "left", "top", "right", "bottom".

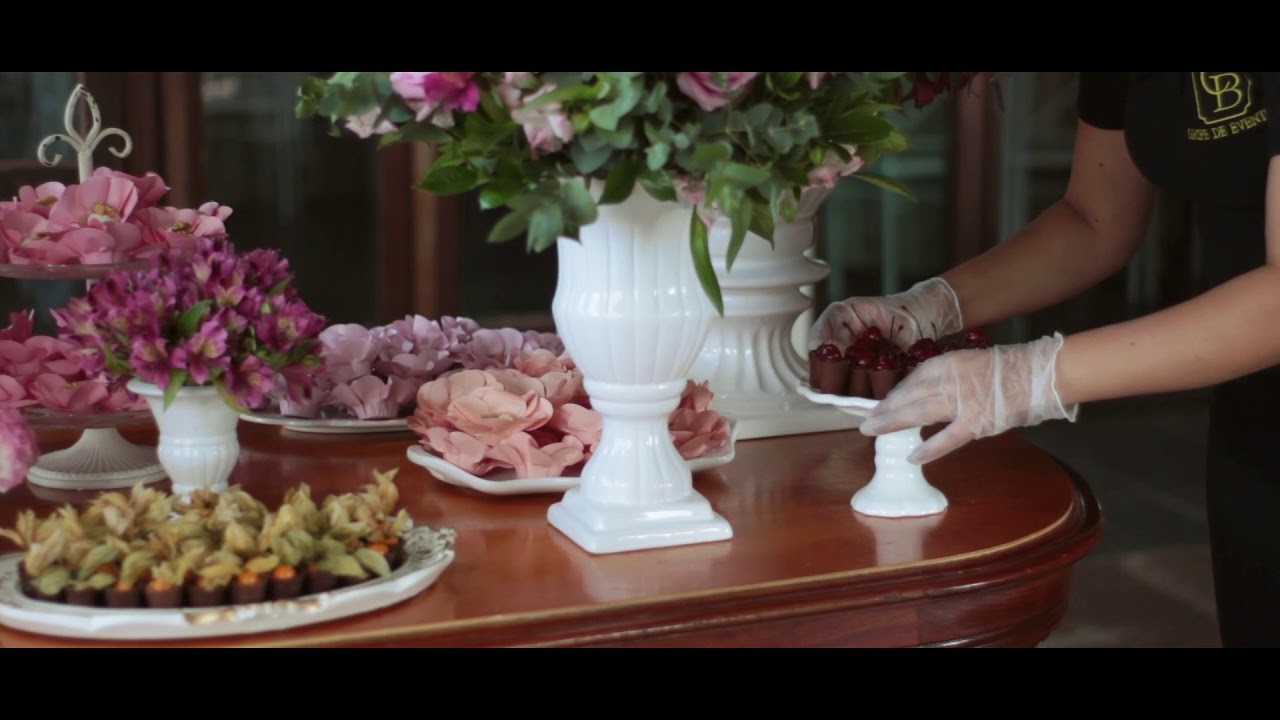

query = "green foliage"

[{"left": 296, "top": 72, "right": 921, "bottom": 314}]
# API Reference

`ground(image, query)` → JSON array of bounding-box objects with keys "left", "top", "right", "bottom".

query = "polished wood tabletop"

[{"left": 0, "top": 421, "right": 1102, "bottom": 648}]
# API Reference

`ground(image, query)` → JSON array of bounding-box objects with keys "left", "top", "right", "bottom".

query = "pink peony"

[
  {"left": 91, "top": 168, "right": 169, "bottom": 209},
  {"left": 319, "top": 323, "right": 380, "bottom": 384},
  {"left": 675, "top": 72, "right": 758, "bottom": 112},
  {"left": 512, "top": 349, "right": 574, "bottom": 378},
  {"left": 460, "top": 327, "right": 527, "bottom": 369},
  {"left": 1, "top": 182, "right": 66, "bottom": 217},
  {"left": 483, "top": 432, "right": 585, "bottom": 479},
  {"left": 48, "top": 175, "right": 140, "bottom": 229},
  {"left": 133, "top": 206, "right": 231, "bottom": 252},
  {"left": 0, "top": 403, "right": 38, "bottom": 492}
]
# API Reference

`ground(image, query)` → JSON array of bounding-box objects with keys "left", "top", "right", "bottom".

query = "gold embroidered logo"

[
  {"left": 1192, "top": 72, "right": 1254, "bottom": 124},
  {"left": 1186, "top": 72, "right": 1268, "bottom": 141}
]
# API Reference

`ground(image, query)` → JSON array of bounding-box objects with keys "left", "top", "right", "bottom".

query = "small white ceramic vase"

[
  {"left": 690, "top": 187, "right": 859, "bottom": 439},
  {"left": 127, "top": 379, "right": 240, "bottom": 497},
  {"left": 548, "top": 184, "right": 733, "bottom": 554}
]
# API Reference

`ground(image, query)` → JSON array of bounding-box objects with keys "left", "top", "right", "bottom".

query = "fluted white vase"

[
  {"left": 548, "top": 185, "right": 733, "bottom": 554},
  {"left": 128, "top": 379, "right": 240, "bottom": 498},
  {"left": 690, "top": 187, "right": 860, "bottom": 439}
]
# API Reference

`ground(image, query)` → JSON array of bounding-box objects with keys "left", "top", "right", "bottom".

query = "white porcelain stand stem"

[
  {"left": 548, "top": 379, "right": 732, "bottom": 553},
  {"left": 852, "top": 426, "right": 948, "bottom": 517},
  {"left": 548, "top": 183, "right": 732, "bottom": 554},
  {"left": 27, "top": 428, "right": 167, "bottom": 490},
  {"left": 690, "top": 187, "right": 859, "bottom": 439}
]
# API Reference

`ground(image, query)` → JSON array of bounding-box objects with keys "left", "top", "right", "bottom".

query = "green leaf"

[
  {"left": 479, "top": 181, "right": 527, "bottom": 210},
  {"left": 418, "top": 163, "right": 480, "bottom": 195},
  {"left": 691, "top": 140, "right": 733, "bottom": 168},
  {"left": 638, "top": 171, "right": 677, "bottom": 202},
  {"left": 559, "top": 178, "right": 598, "bottom": 227},
  {"left": 163, "top": 370, "right": 189, "bottom": 411},
  {"left": 488, "top": 209, "right": 531, "bottom": 244},
  {"left": 215, "top": 379, "right": 249, "bottom": 413},
  {"left": 689, "top": 209, "right": 723, "bottom": 317},
  {"left": 645, "top": 142, "right": 671, "bottom": 171},
  {"left": 720, "top": 162, "right": 770, "bottom": 189},
  {"left": 852, "top": 172, "right": 916, "bottom": 200},
  {"left": 597, "top": 118, "right": 636, "bottom": 149},
  {"left": 527, "top": 204, "right": 564, "bottom": 253},
  {"left": 587, "top": 78, "right": 644, "bottom": 132},
  {"left": 599, "top": 158, "right": 638, "bottom": 205},
  {"left": 725, "top": 198, "right": 753, "bottom": 272},
  {"left": 569, "top": 142, "right": 613, "bottom": 175},
  {"left": 749, "top": 199, "right": 775, "bottom": 242},
  {"left": 175, "top": 300, "right": 213, "bottom": 337}
]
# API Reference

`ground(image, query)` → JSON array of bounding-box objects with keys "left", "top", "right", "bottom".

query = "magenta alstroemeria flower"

[
  {"left": 174, "top": 319, "right": 229, "bottom": 385},
  {"left": 223, "top": 355, "right": 275, "bottom": 409},
  {"left": 129, "top": 335, "right": 172, "bottom": 387}
]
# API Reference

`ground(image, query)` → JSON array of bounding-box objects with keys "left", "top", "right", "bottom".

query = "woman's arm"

[
  {"left": 942, "top": 121, "right": 1158, "bottom": 328},
  {"left": 1055, "top": 156, "right": 1280, "bottom": 405}
]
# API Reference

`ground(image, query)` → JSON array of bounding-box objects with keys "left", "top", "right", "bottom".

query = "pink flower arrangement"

[
  {"left": 52, "top": 237, "right": 326, "bottom": 410},
  {"left": 409, "top": 352, "right": 731, "bottom": 479},
  {"left": 0, "top": 169, "right": 232, "bottom": 266},
  {"left": 0, "top": 310, "right": 142, "bottom": 414},
  {"left": 269, "top": 314, "right": 564, "bottom": 421}
]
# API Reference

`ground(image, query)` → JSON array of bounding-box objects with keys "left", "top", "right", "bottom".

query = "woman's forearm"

[
  {"left": 1055, "top": 264, "right": 1280, "bottom": 405},
  {"left": 940, "top": 122, "right": 1157, "bottom": 330},
  {"left": 942, "top": 199, "right": 1144, "bottom": 328}
]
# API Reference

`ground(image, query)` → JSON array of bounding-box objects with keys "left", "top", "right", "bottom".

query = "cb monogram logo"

[{"left": 1192, "top": 72, "right": 1255, "bottom": 125}]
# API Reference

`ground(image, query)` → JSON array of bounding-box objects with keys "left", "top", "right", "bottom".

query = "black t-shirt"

[{"left": 1077, "top": 72, "right": 1280, "bottom": 287}]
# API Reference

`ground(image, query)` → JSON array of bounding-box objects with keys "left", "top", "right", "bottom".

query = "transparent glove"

[
  {"left": 808, "top": 277, "right": 965, "bottom": 352},
  {"left": 859, "top": 332, "right": 1079, "bottom": 465}
]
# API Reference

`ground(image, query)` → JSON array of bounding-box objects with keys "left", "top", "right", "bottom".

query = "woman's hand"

[
  {"left": 808, "top": 277, "right": 964, "bottom": 351},
  {"left": 859, "top": 333, "right": 1078, "bottom": 465}
]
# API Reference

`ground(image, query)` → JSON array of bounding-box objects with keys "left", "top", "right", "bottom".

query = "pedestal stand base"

[
  {"left": 27, "top": 428, "right": 167, "bottom": 491},
  {"left": 548, "top": 487, "right": 733, "bottom": 554}
]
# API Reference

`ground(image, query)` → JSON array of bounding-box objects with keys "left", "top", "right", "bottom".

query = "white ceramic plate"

[
  {"left": 239, "top": 411, "right": 411, "bottom": 435},
  {"left": 0, "top": 525, "right": 455, "bottom": 641},
  {"left": 796, "top": 382, "right": 879, "bottom": 417},
  {"left": 406, "top": 420, "right": 739, "bottom": 496}
]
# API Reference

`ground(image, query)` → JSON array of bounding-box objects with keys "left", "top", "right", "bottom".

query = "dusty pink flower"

[
  {"left": 486, "top": 367, "right": 545, "bottom": 398},
  {"left": 58, "top": 224, "right": 142, "bottom": 264},
  {"left": 2, "top": 182, "right": 66, "bottom": 217},
  {"left": 676, "top": 72, "right": 758, "bottom": 112},
  {"left": 495, "top": 72, "right": 537, "bottom": 107},
  {"left": 276, "top": 374, "right": 332, "bottom": 418},
  {"left": 513, "top": 349, "right": 572, "bottom": 378},
  {"left": 0, "top": 311, "right": 34, "bottom": 344},
  {"left": 460, "top": 327, "right": 527, "bottom": 369},
  {"left": 484, "top": 432, "right": 586, "bottom": 479},
  {"left": 676, "top": 379, "right": 715, "bottom": 413},
  {"left": 445, "top": 386, "right": 553, "bottom": 444},
  {"left": 673, "top": 175, "right": 707, "bottom": 206},
  {"left": 668, "top": 407, "right": 732, "bottom": 460},
  {"left": 330, "top": 375, "right": 406, "bottom": 420},
  {"left": 92, "top": 168, "right": 169, "bottom": 209},
  {"left": 511, "top": 85, "right": 575, "bottom": 155},
  {"left": 546, "top": 403, "right": 602, "bottom": 451},
  {"left": 318, "top": 323, "right": 380, "bottom": 384},
  {"left": 421, "top": 427, "right": 503, "bottom": 476},
  {"left": 0, "top": 403, "right": 38, "bottom": 492},
  {"left": 134, "top": 206, "right": 230, "bottom": 252},
  {"left": 415, "top": 368, "right": 502, "bottom": 429}
]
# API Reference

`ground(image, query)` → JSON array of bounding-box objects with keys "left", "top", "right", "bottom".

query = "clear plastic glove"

[
  {"left": 859, "top": 332, "right": 1079, "bottom": 465},
  {"left": 808, "top": 277, "right": 965, "bottom": 351}
]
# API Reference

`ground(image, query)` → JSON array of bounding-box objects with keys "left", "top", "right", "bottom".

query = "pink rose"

[
  {"left": 807, "top": 145, "right": 865, "bottom": 189},
  {"left": 511, "top": 85, "right": 575, "bottom": 155},
  {"left": 676, "top": 72, "right": 758, "bottom": 112},
  {"left": 390, "top": 72, "right": 480, "bottom": 128},
  {"left": 344, "top": 108, "right": 399, "bottom": 139},
  {"left": 414, "top": 369, "right": 502, "bottom": 430}
]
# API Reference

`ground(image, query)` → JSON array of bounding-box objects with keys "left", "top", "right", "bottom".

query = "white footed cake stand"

[{"left": 796, "top": 383, "right": 947, "bottom": 518}]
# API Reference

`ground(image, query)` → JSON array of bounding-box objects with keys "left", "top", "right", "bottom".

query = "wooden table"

[{"left": 0, "top": 422, "right": 1101, "bottom": 648}]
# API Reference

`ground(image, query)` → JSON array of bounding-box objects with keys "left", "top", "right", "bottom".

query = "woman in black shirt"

[{"left": 814, "top": 72, "right": 1280, "bottom": 647}]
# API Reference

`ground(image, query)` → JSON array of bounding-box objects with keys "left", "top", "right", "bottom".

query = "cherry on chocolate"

[
  {"left": 908, "top": 338, "right": 938, "bottom": 360},
  {"left": 814, "top": 343, "right": 842, "bottom": 361},
  {"left": 861, "top": 326, "right": 882, "bottom": 342},
  {"left": 871, "top": 354, "right": 897, "bottom": 371},
  {"left": 964, "top": 328, "right": 989, "bottom": 348}
]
